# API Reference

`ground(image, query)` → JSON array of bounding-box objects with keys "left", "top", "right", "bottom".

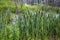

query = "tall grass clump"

[{"left": 0, "top": 1, "right": 60, "bottom": 40}]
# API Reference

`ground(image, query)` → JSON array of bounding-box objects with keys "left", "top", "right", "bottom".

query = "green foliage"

[{"left": 0, "top": 1, "right": 60, "bottom": 40}]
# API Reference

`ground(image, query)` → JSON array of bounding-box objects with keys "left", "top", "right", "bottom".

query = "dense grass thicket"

[{"left": 0, "top": 1, "right": 60, "bottom": 40}]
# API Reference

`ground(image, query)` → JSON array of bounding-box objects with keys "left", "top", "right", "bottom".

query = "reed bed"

[{"left": 0, "top": 3, "right": 60, "bottom": 40}]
